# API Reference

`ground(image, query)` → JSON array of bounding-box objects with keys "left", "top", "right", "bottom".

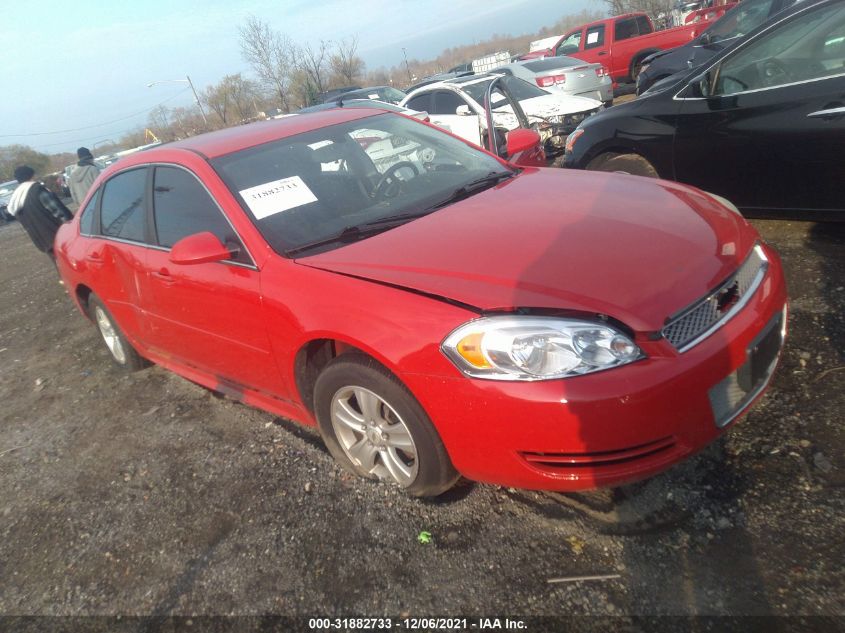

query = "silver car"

[{"left": 499, "top": 57, "right": 613, "bottom": 107}]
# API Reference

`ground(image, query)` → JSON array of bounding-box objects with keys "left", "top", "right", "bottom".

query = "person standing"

[
  {"left": 68, "top": 147, "right": 101, "bottom": 208},
  {"left": 6, "top": 165, "right": 73, "bottom": 266}
]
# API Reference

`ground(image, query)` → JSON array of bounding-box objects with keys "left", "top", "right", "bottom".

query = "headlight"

[
  {"left": 441, "top": 316, "right": 643, "bottom": 381},
  {"left": 565, "top": 129, "right": 585, "bottom": 153},
  {"left": 563, "top": 112, "right": 588, "bottom": 128}
]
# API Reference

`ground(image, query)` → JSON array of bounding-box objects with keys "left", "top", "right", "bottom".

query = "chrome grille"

[{"left": 662, "top": 245, "right": 768, "bottom": 352}]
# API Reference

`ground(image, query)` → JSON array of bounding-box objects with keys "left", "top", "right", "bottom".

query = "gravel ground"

[{"left": 0, "top": 216, "right": 842, "bottom": 624}]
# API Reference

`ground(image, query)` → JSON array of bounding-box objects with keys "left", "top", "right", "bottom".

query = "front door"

[
  {"left": 673, "top": 1, "right": 845, "bottom": 216},
  {"left": 140, "top": 165, "right": 285, "bottom": 397},
  {"left": 426, "top": 90, "right": 484, "bottom": 145}
]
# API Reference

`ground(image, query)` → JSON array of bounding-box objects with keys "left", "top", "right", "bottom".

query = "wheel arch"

[
  {"left": 630, "top": 48, "right": 662, "bottom": 80},
  {"left": 74, "top": 283, "right": 95, "bottom": 319},
  {"left": 293, "top": 336, "right": 406, "bottom": 415}
]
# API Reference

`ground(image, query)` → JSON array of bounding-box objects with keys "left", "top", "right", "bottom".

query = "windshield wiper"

[
  {"left": 427, "top": 171, "right": 516, "bottom": 210},
  {"left": 286, "top": 212, "right": 433, "bottom": 257}
]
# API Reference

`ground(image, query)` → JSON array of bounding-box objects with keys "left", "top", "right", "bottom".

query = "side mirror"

[
  {"left": 170, "top": 231, "right": 232, "bottom": 265},
  {"left": 455, "top": 104, "right": 472, "bottom": 116},
  {"left": 505, "top": 128, "right": 542, "bottom": 158},
  {"left": 698, "top": 31, "right": 712, "bottom": 46}
]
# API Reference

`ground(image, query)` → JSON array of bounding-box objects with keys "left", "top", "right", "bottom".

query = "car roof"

[
  {"left": 411, "top": 73, "right": 502, "bottom": 94},
  {"left": 136, "top": 108, "right": 385, "bottom": 160}
]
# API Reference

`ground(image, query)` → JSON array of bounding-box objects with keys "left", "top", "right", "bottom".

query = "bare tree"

[
  {"left": 0, "top": 145, "right": 52, "bottom": 181},
  {"left": 295, "top": 40, "right": 331, "bottom": 97},
  {"left": 330, "top": 36, "right": 365, "bottom": 86},
  {"left": 239, "top": 16, "right": 295, "bottom": 112},
  {"left": 147, "top": 105, "right": 177, "bottom": 142},
  {"left": 227, "top": 74, "right": 261, "bottom": 122},
  {"left": 202, "top": 75, "right": 261, "bottom": 127},
  {"left": 202, "top": 81, "right": 231, "bottom": 127}
]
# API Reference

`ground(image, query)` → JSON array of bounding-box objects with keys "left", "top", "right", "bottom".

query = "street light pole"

[
  {"left": 184, "top": 75, "right": 209, "bottom": 128},
  {"left": 147, "top": 76, "right": 209, "bottom": 128}
]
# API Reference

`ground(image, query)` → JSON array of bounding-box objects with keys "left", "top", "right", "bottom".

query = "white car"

[{"left": 400, "top": 73, "right": 602, "bottom": 157}]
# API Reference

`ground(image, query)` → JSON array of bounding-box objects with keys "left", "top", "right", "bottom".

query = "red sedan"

[{"left": 55, "top": 108, "right": 787, "bottom": 497}]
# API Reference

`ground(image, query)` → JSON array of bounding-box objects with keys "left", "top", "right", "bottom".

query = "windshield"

[
  {"left": 0, "top": 180, "right": 18, "bottom": 195},
  {"left": 211, "top": 113, "right": 510, "bottom": 256},
  {"left": 462, "top": 75, "right": 548, "bottom": 107},
  {"left": 704, "top": 0, "right": 777, "bottom": 43}
]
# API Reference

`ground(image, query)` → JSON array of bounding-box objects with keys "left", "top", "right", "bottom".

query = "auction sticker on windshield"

[{"left": 239, "top": 176, "right": 318, "bottom": 219}]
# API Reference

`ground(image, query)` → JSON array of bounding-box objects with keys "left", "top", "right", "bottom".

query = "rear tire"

[
  {"left": 88, "top": 295, "right": 149, "bottom": 371},
  {"left": 587, "top": 153, "right": 658, "bottom": 178},
  {"left": 314, "top": 353, "right": 459, "bottom": 497}
]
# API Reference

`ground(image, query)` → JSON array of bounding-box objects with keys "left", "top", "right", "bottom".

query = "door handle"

[
  {"left": 807, "top": 105, "right": 845, "bottom": 119},
  {"left": 85, "top": 252, "right": 104, "bottom": 264},
  {"left": 151, "top": 269, "right": 176, "bottom": 285},
  {"left": 597, "top": 51, "right": 608, "bottom": 56}
]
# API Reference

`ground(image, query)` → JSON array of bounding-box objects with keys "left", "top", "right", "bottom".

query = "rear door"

[
  {"left": 673, "top": 1, "right": 845, "bottom": 216},
  {"left": 141, "top": 164, "right": 284, "bottom": 395},
  {"left": 86, "top": 167, "right": 151, "bottom": 346}
]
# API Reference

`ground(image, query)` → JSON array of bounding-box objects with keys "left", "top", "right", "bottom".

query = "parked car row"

[
  {"left": 519, "top": 10, "right": 719, "bottom": 83},
  {"left": 564, "top": 0, "right": 845, "bottom": 220}
]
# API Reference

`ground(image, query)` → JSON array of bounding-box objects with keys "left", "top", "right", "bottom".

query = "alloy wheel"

[
  {"left": 330, "top": 386, "right": 419, "bottom": 487},
  {"left": 94, "top": 306, "right": 126, "bottom": 365}
]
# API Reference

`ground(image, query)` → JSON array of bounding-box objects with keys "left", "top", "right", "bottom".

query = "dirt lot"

[{"left": 0, "top": 215, "right": 842, "bottom": 625}]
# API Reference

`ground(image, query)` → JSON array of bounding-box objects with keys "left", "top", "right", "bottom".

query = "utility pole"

[
  {"left": 184, "top": 75, "right": 210, "bottom": 128},
  {"left": 402, "top": 47, "right": 412, "bottom": 83}
]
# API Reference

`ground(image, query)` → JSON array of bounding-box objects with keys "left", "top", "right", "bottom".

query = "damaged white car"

[{"left": 400, "top": 73, "right": 602, "bottom": 158}]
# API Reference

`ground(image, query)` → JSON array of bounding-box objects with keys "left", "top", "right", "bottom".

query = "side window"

[
  {"left": 615, "top": 18, "right": 638, "bottom": 41},
  {"left": 585, "top": 25, "right": 606, "bottom": 49},
  {"left": 431, "top": 91, "right": 469, "bottom": 115},
  {"left": 636, "top": 16, "right": 653, "bottom": 35},
  {"left": 557, "top": 30, "right": 582, "bottom": 55},
  {"left": 78, "top": 187, "right": 99, "bottom": 235},
  {"left": 100, "top": 169, "right": 147, "bottom": 242},
  {"left": 153, "top": 166, "right": 250, "bottom": 264},
  {"left": 404, "top": 94, "right": 431, "bottom": 112},
  {"left": 714, "top": 3, "right": 845, "bottom": 95}
]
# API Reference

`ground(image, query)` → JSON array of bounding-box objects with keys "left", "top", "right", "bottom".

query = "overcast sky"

[{"left": 1, "top": 0, "right": 598, "bottom": 154}]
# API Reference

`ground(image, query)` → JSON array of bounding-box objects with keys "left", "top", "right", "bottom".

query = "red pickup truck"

[{"left": 520, "top": 13, "right": 715, "bottom": 84}]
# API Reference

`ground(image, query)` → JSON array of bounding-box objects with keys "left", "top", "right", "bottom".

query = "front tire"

[
  {"left": 314, "top": 354, "right": 459, "bottom": 497},
  {"left": 587, "top": 152, "right": 658, "bottom": 178},
  {"left": 88, "top": 295, "right": 149, "bottom": 371}
]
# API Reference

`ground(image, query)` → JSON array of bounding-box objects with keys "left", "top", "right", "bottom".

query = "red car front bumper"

[{"left": 402, "top": 246, "right": 788, "bottom": 492}]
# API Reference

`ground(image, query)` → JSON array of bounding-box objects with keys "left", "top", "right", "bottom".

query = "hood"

[
  {"left": 520, "top": 93, "right": 601, "bottom": 116},
  {"left": 491, "top": 93, "right": 602, "bottom": 129},
  {"left": 299, "top": 169, "right": 756, "bottom": 332}
]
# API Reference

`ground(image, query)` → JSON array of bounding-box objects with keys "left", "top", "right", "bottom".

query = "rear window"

[
  {"left": 524, "top": 57, "right": 585, "bottom": 72},
  {"left": 615, "top": 17, "right": 639, "bottom": 41},
  {"left": 100, "top": 168, "right": 147, "bottom": 242},
  {"left": 79, "top": 188, "right": 99, "bottom": 235}
]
